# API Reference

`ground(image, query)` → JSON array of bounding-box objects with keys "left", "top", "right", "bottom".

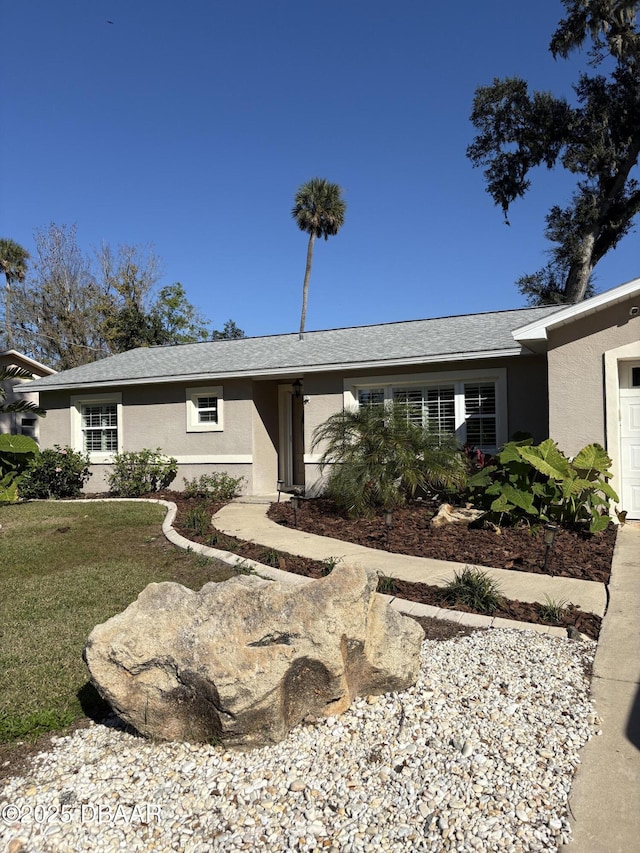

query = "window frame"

[
  {"left": 186, "top": 385, "right": 224, "bottom": 432},
  {"left": 346, "top": 368, "right": 506, "bottom": 453},
  {"left": 71, "top": 393, "right": 123, "bottom": 462}
]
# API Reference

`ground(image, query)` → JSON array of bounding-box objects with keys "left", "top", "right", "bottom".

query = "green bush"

[
  {"left": 108, "top": 448, "right": 177, "bottom": 497},
  {"left": 19, "top": 445, "right": 91, "bottom": 499},
  {"left": 467, "top": 439, "right": 618, "bottom": 533},
  {"left": 439, "top": 567, "right": 503, "bottom": 614},
  {"left": 0, "top": 434, "right": 40, "bottom": 502},
  {"left": 312, "top": 402, "right": 468, "bottom": 517},
  {"left": 182, "top": 471, "right": 245, "bottom": 501},
  {"left": 539, "top": 595, "right": 569, "bottom": 623}
]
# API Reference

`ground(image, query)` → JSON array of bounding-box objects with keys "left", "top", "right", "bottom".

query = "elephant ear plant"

[
  {"left": 0, "top": 434, "right": 39, "bottom": 502},
  {"left": 467, "top": 438, "right": 618, "bottom": 533}
]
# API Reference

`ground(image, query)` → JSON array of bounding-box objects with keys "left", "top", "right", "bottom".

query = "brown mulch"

[
  {"left": 267, "top": 497, "right": 616, "bottom": 584},
  {"left": 79, "top": 491, "right": 610, "bottom": 640}
]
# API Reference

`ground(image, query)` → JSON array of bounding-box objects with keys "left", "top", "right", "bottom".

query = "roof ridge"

[{"left": 138, "top": 304, "right": 561, "bottom": 353}]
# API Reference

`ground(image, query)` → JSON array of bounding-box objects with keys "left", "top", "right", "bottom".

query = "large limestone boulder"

[{"left": 84, "top": 564, "right": 424, "bottom": 748}]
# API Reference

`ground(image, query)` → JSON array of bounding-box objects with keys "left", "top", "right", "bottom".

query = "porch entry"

[
  {"left": 620, "top": 362, "right": 640, "bottom": 519},
  {"left": 278, "top": 383, "right": 305, "bottom": 490}
]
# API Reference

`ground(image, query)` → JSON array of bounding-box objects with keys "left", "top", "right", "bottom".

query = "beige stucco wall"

[
  {"left": 37, "top": 351, "right": 550, "bottom": 496},
  {"left": 39, "top": 380, "right": 256, "bottom": 493},
  {"left": 548, "top": 297, "right": 640, "bottom": 457},
  {"left": 307, "top": 355, "right": 550, "bottom": 442},
  {"left": 299, "top": 355, "right": 549, "bottom": 493}
]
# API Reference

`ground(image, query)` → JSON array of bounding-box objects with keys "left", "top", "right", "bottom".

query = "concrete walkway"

[
  {"left": 560, "top": 522, "right": 640, "bottom": 853},
  {"left": 213, "top": 496, "right": 607, "bottom": 617}
]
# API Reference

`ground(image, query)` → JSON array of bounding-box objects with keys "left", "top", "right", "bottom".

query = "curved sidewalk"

[{"left": 213, "top": 496, "right": 607, "bottom": 620}]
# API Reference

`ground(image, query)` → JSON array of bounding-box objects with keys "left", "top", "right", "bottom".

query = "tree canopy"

[
  {"left": 0, "top": 238, "right": 30, "bottom": 350},
  {"left": 292, "top": 178, "right": 346, "bottom": 337},
  {"left": 10, "top": 224, "right": 244, "bottom": 369},
  {"left": 467, "top": 0, "right": 640, "bottom": 304}
]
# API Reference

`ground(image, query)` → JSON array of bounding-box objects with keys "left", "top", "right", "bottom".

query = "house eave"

[
  {"left": 28, "top": 346, "right": 529, "bottom": 393},
  {"left": 0, "top": 349, "right": 57, "bottom": 376},
  {"left": 512, "top": 276, "right": 640, "bottom": 347}
]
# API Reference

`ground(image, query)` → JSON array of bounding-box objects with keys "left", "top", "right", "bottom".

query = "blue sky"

[{"left": 2, "top": 0, "right": 639, "bottom": 338}]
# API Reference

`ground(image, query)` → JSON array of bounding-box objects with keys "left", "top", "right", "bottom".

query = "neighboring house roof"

[
  {"left": 513, "top": 277, "right": 640, "bottom": 351},
  {"left": 0, "top": 350, "right": 56, "bottom": 377},
  {"left": 26, "top": 305, "right": 563, "bottom": 392}
]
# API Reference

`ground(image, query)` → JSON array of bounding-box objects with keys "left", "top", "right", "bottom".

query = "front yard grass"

[{"left": 0, "top": 501, "right": 236, "bottom": 747}]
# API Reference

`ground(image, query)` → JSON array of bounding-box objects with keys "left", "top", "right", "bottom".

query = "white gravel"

[{"left": 1, "top": 628, "right": 598, "bottom": 852}]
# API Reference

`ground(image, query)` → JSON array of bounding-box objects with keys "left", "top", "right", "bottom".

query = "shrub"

[
  {"left": 0, "top": 434, "right": 40, "bottom": 502},
  {"left": 19, "top": 445, "right": 91, "bottom": 499},
  {"left": 311, "top": 403, "right": 468, "bottom": 517},
  {"left": 183, "top": 506, "right": 211, "bottom": 537},
  {"left": 108, "top": 448, "right": 177, "bottom": 497},
  {"left": 467, "top": 439, "right": 618, "bottom": 533},
  {"left": 319, "top": 556, "right": 342, "bottom": 576},
  {"left": 376, "top": 573, "right": 397, "bottom": 595},
  {"left": 539, "top": 595, "right": 569, "bottom": 623},
  {"left": 182, "top": 471, "right": 245, "bottom": 501},
  {"left": 439, "top": 567, "right": 503, "bottom": 614}
]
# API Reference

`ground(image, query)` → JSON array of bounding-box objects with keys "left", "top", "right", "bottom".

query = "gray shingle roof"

[{"left": 27, "top": 305, "right": 562, "bottom": 392}]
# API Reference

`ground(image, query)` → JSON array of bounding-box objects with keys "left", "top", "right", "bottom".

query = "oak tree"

[{"left": 468, "top": 1, "right": 640, "bottom": 304}]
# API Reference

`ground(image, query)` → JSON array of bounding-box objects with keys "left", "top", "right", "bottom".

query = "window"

[
  {"left": 347, "top": 371, "right": 504, "bottom": 452},
  {"left": 464, "top": 383, "right": 496, "bottom": 448},
  {"left": 186, "top": 386, "right": 224, "bottom": 432},
  {"left": 71, "top": 393, "right": 122, "bottom": 460},
  {"left": 393, "top": 388, "right": 425, "bottom": 425},
  {"left": 20, "top": 417, "right": 37, "bottom": 438},
  {"left": 82, "top": 403, "right": 118, "bottom": 452},
  {"left": 358, "top": 388, "right": 385, "bottom": 407},
  {"left": 424, "top": 387, "right": 456, "bottom": 437},
  {"left": 196, "top": 396, "right": 218, "bottom": 424}
]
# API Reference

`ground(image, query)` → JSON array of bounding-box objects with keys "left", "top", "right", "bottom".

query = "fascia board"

[
  {"left": 512, "top": 277, "right": 640, "bottom": 344},
  {"left": 0, "top": 349, "right": 57, "bottom": 376}
]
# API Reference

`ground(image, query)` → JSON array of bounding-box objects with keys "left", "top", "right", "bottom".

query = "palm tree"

[
  {"left": 0, "top": 365, "right": 46, "bottom": 417},
  {"left": 311, "top": 403, "right": 467, "bottom": 517},
  {"left": 292, "top": 178, "right": 346, "bottom": 339},
  {"left": 0, "top": 239, "right": 30, "bottom": 350}
]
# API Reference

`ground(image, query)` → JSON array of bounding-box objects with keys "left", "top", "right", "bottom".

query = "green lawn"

[{"left": 0, "top": 501, "right": 237, "bottom": 744}]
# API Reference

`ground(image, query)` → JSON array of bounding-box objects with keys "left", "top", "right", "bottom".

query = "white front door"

[{"left": 620, "top": 362, "right": 640, "bottom": 520}]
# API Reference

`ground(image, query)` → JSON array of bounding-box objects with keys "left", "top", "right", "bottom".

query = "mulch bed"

[
  {"left": 267, "top": 497, "right": 616, "bottom": 584},
  {"left": 78, "top": 491, "right": 611, "bottom": 640}
]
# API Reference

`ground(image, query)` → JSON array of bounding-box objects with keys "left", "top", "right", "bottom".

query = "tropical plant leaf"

[
  {"left": 572, "top": 443, "right": 613, "bottom": 479},
  {"left": 596, "top": 480, "right": 619, "bottom": 501},
  {"left": 501, "top": 483, "right": 538, "bottom": 514},
  {"left": 0, "top": 474, "right": 18, "bottom": 502},
  {"left": 490, "top": 493, "right": 514, "bottom": 513},
  {"left": 518, "top": 439, "right": 571, "bottom": 480},
  {"left": 589, "top": 514, "right": 610, "bottom": 534},
  {"left": 0, "top": 434, "right": 39, "bottom": 455},
  {"left": 498, "top": 443, "right": 527, "bottom": 464}
]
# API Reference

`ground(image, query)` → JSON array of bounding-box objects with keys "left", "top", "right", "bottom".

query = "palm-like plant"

[
  {"left": 312, "top": 402, "right": 467, "bottom": 517},
  {"left": 0, "top": 366, "right": 46, "bottom": 417},
  {"left": 292, "top": 178, "right": 346, "bottom": 338},
  {"left": 0, "top": 239, "right": 30, "bottom": 350}
]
